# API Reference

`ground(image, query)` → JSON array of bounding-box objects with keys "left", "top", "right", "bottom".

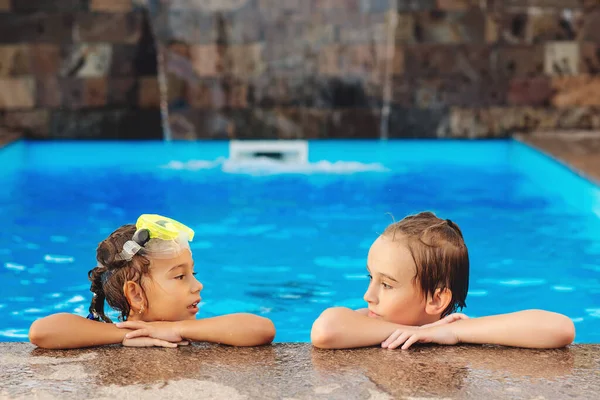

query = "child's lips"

[
  {"left": 187, "top": 298, "right": 201, "bottom": 311},
  {"left": 368, "top": 310, "right": 380, "bottom": 318}
]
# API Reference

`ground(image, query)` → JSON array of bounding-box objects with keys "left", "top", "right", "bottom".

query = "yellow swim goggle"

[{"left": 117, "top": 214, "right": 194, "bottom": 261}]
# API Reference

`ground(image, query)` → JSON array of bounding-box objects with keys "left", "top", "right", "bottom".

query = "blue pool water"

[{"left": 1, "top": 140, "right": 599, "bottom": 343}]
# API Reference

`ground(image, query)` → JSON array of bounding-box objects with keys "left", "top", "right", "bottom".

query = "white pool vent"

[{"left": 229, "top": 140, "right": 308, "bottom": 163}]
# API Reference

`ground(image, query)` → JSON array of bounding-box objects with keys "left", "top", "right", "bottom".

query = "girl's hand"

[
  {"left": 419, "top": 313, "right": 469, "bottom": 329},
  {"left": 381, "top": 325, "right": 460, "bottom": 350},
  {"left": 122, "top": 337, "right": 190, "bottom": 348},
  {"left": 116, "top": 321, "right": 184, "bottom": 343}
]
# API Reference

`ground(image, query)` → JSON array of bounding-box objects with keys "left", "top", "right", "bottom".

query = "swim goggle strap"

[{"left": 116, "top": 214, "right": 195, "bottom": 261}]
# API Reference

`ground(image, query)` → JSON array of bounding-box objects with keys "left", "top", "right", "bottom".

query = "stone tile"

[
  {"left": 109, "top": 45, "right": 137, "bottom": 76},
  {"left": 229, "top": 44, "right": 265, "bottom": 78},
  {"left": 545, "top": 41, "right": 579, "bottom": 76},
  {"left": 579, "top": 8, "right": 600, "bottom": 42},
  {"left": 164, "top": 10, "right": 214, "bottom": 44},
  {"left": 83, "top": 78, "right": 107, "bottom": 107},
  {"left": 166, "top": 73, "right": 188, "bottom": 106},
  {"left": 216, "top": 12, "right": 265, "bottom": 44},
  {"left": 189, "top": 45, "right": 223, "bottom": 77},
  {"left": 30, "top": 44, "right": 61, "bottom": 76},
  {"left": 105, "top": 77, "right": 136, "bottom": 106},
  {"left": 0, "top": 46, "right": 32, "bottom": 76},
  {"left": 50, "top": 109, "right": 162, "bottom": 139},
  {"left": 404, "top": 45, "right": 492, "bottom": 79},
  {"left": 494, "top": 45, "right": 544, "bottom": 78},
  {"left": 319, "top": 45, "right": 389, "bottom": 82},
  {"left": 0, "top": 13, "right": 75, "bottom": 44},
  {"left": 60, "top": 43, "right": 113, "bottom": 77},
  {"left": 0, "top": 78, "right": 35, "bottom": 109},
  {"left": 397, "top": 0, "right": 436, "bottom": 11},
  {"left": 263, "top": 42, "right": 318, "bottom": 78},
  {"left": 168, "top": 110, "right": 237, "bottom": 140},
  {"left": 11, "top": 0, "right": 87, "bottom": 12},
  {"left": 551, "top": 75, "right": 600, "bottom": 107},
  {"left": 90, "top": 0, "right": 133, "bottom": 12},
  {"left": 258, "top": 0, "right": 313, "bottom": 21},
  {"left": 336, "top": 14, "right": 388, "bottom": 44},
  {"left": 0, "top": 110, "right": 50, "bottom": 138},
  {"left": 2, "top": 110, "right": 50, "bottom": 137},
  {"left": 390, "top": 77, "right": 414, "bottom": 106},
  {"left": 488, "top": 0, "right": 581, "bottom": 11},
  {"left": 413, "top": 77, "right": 505, "bottom": 108},
  {"left": 59, "top": 78, "right": 85, "bottom": 109},
  {"left": 74, "top": 12, "right": 143, "bottom": 43},
  {"left": 395, "top": 13, "right": 416, "bottom": 43},
  {"left": 436, "top": 0, "right": 480, "bottom": 10},
  {"left": 486, "top": 12, "right": 500, "bottom": 43},
  {"left": 36, "top": 78, "right": 62, "bottom": 108},
  {"left": 276, "top": 108, "right": 328, "bottom": 139},
  {"left": 508, "top": 76, "right": 552, "bottom": 106},
  {"left": 414, "top": 9, "right": 486, "bottom": 43},
  {"left": 580, "top": 42, "right": 600, "bottom": 74},
  {"left": 327, "top": 109, "right": 381, "bottom": 138},
  {"left": 500, "top": 11, "right": 579, "bottom": 44},
  {"left": 388, "top": 106, "right": 450, "bottom": 137},
  {"left": 248, "top": 76, "right": 304, "bottom": 107},
  {"left": 138, "top": 77, "right": 160, "bottom": 108},
  {"left": 0, "top": 0, "right": 9, "bottom": 11}
]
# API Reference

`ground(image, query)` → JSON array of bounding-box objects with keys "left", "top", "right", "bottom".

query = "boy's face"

[
  {"left": 141, "top": 249, "right": 204, "bottom": 322},
  {"left": 364, "top": 235, "right": 434, "bottom": 326}
]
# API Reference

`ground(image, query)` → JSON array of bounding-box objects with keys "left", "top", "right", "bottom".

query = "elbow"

[
  {"left": 310, "top": 308, "right": 343, "bottom": 349},
  {"left": 244, "top": 315, "right": 275, "bottom": 345},
  {"left": 260, "top": 317, "right": 276, "bottom": 345},
  {"left": 28, "top": 319, "right": 49, "bottom": 348},
  {"left": 555, "top": 316, "right": 575, "bottom": 348}
]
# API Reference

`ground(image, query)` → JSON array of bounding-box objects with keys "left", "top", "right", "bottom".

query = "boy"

[{"left": 311, "top": 212, "right": 575, "bottom": 350}]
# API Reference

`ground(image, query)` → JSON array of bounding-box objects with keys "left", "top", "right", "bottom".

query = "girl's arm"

[
  {"left": 118, "top": 313, "right": 276, "bottom": 347},
  {"left": 29, "top": 313, "right": 131, "bottom": 349},
  {"left": 311, "top": 307, "right": 412, "bottom": 349}
]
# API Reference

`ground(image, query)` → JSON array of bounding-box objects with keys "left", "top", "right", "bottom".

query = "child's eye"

[
  {"left": 192, "top": 272, "right": 197, "bottom": 276},
  {"left": 382, "top": 282, "right": 392, "bottom": 289},
  {"left": 367, "top": 274, "right": 372, "bottom": 280},
  {"left": 175, "top": 275, "right": 185, "bottom": 280}
]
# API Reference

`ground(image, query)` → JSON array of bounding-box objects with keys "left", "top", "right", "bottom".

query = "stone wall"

[
  {"left": 148, "top": 0, "right": 600, "bottom": 139},
  {"left": 2, "top": 0, "right": 600, "bottom": 140},
  {"left": 0, "top": 0, "right": 161, "bottom": 141}
]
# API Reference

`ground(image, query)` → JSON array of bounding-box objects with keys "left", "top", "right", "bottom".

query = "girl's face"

[
  {"left": 137, "top": 249, "right": 203, "bottom": 322},
  {"left": 363, "top": 235, "right": 434, "bottom": 326}
]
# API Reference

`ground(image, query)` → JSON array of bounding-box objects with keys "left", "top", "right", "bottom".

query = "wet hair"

[
  {"left": 87, "top": 225, "right": 151, "bottom": 323},
  {"left": 383, "top": 211, "right": 469, "bottom": 317}
]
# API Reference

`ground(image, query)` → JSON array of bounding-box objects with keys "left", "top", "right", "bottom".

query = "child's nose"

[
  {"left": 363, "top": 284, "right": 377, "bottom": 304},
  {"left": 192, "top": 277, "right": 203, "bottom": 293}
]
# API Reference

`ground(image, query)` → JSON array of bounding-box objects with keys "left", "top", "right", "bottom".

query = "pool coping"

[{"left": 1, "top": 342, "right": 599, "bottom": 400}]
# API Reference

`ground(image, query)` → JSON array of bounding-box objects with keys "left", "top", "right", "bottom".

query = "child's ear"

[
  {"left": 425, "top": 287, "right": 452, "bottom": 317},
  {"left": 123, "top": 281, "right": 146, "bottom": 313}
]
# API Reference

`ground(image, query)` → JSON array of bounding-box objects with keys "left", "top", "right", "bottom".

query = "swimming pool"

[{"left": 1, "top": 139, "right": 599, "bottom": 343}]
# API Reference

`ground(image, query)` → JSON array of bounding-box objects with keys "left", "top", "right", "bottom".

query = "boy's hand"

[
  {"left": 381, "top": 324, "right": 460, "bottom": 350},
  {"left": 122, "top": 337, "right": 190, "bottom": 348},
  {"left": 419, "top": 313, "right": 469, "bottom": 329},
  {"left": 116, "top": 321, "right": 185, "bottom": 343}
]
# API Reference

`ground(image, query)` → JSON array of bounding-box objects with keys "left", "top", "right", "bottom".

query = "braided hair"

[{"left": 87, "top": 224, "right": 151, "bottom": 323}]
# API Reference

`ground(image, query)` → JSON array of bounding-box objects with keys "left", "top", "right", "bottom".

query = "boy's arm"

[
  {"left": 29, "top": 313, "right": 132, "bottom": 349},
  {"left": 452, "top": 310, "right": 575, "bottom": 348},
  {"left": 311, "top": 307, "right": 412, "bottom": 349},
  {"left": 119, "top": 313, "right": 276, "bottom": 347},
  {"left": 385, "top": 310, "right": 575, "bottom": 350}
]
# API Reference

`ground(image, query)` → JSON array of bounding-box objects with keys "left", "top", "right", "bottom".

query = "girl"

[{"left": 29, "top": 214, "right": 275, "bottom": 349}]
